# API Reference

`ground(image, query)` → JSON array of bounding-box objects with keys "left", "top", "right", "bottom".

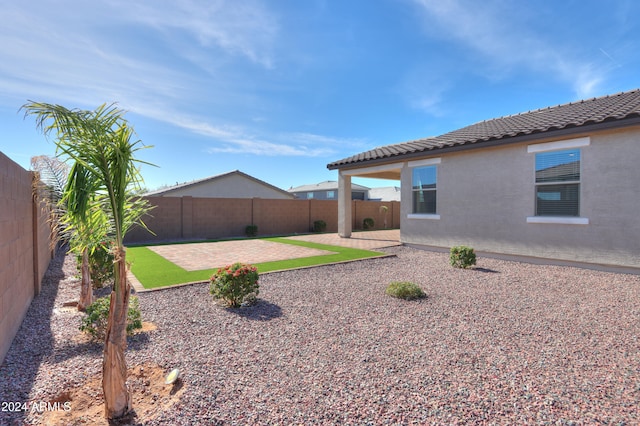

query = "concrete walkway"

[{"left": 128, "top": 230, "right": 400, "bottom": 292}]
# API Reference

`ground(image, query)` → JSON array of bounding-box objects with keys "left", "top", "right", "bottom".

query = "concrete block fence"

[
  {"left": 0, "top": 152, "right": 54, "bottom": 365},
  {"left": 124, "top": 196, "right": 400, "bottom": 244}
]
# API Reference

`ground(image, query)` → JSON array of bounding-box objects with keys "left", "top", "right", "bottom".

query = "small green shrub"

[
  {"left": 76, "top": 243, "right": 115, "bottom": 289},
  {"left": 312, "top": 220, "right": 327, "bottom": 233},
  {"left": 210, "top": 262, "right": 260, "bottom": 308},
  {"left": 450, "top": 246, "right": 477, "bottom": 269},
  {"left": 245, "top": 224, "right": 258, "bottom": 237},
  {"left": 79, "top": 295, "right": 143, "bottom": 340},
  {"left": 363, "top": 217, "right": 375, "bottom": 230},
  {"left": 90, "top": 243, "right": 114, "bottom": 288},
  {"left": 386, "top": 281, "right": 425, "bottom": 300}
]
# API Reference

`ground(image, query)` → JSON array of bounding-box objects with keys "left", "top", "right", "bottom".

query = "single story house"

[
  {"left": 328, "top": 89, "right": 640, "bottom": 271},
  {"left": 288, "top": 180, "right": 370, "bottom": 200},
  {"left": 368, "top": 186, "right": 401, "bottom": 202},
  {"left": 144, "top": 170, "right": 295, "bottom": 199}
]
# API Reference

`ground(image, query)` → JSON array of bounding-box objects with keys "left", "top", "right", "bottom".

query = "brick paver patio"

[
  {"left": 129, "top": 230, "right": 400, "bottom": 292},
  {"left": 149, "top": 240, "right": 337, "bottom": 272}
]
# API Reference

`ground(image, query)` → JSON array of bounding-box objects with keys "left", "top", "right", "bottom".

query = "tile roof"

[{"left": 328, "top": 89, "right": 640, "bottom": 169}]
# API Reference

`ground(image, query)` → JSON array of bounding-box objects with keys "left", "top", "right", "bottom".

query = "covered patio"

[{"left": 334, "top": 162, "right": 402, "bottom": 238}]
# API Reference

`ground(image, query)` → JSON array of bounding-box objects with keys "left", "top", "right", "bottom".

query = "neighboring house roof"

[
  {"left": 328, "top": 89, "right": 640, "bottom": 169},
  {"left": 368, "top": 186, "right": 401, "bottom": 202},
  {"left": 145, "top": 170, "right": 294, "bottom": 199},
  {"left": 536, "top": 161, "right": 580, "bottom": 182},
  {"left": 288, "top": 180, "right": 370, "bottom": 193}
]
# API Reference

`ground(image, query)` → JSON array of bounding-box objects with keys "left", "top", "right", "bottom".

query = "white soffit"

[
  {"left": 408, "top": 157, "right": 442, "bottom": 168},
  {"left": 527, "top": 137, "right": 591, "bottom": 153},
  {"left": 340, "top": 162, "right": 404, "bottom": 176}
]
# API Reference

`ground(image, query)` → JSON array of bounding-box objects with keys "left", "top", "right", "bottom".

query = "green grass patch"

[{"left": 127, "top": 237, "right": 386, "bottom": 290}]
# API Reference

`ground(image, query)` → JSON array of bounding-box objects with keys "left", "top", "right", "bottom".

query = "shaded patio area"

[{"left": 286, "top": 229, "right": 400, "bottom": 250}]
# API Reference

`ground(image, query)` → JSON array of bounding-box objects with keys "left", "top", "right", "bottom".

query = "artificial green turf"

[{"left": 126, "top": 237, "right": 386, "bottom": 290}]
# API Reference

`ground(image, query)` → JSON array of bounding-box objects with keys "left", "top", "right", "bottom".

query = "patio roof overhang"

[{"left": 337, "top": 161, "right": 403, "bottom": 180}]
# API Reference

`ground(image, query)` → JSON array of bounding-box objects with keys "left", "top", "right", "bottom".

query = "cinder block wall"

[
  {"left": 309, "top": 199, "right": 339, "bottom": 232},
  {"left": 352, "top": 200, "right": 398, "bottom": 230},
  {"left": 192, "top": 197, "right": 253, "bottom": 239},
  {"left": 0, "top": 152, "right": 53, "bottom": 365},
  {"left": 125, "top": 196, "right": 400, "bottom": 244},
  {"left": 254, "top": 198, "right": 309, "bottom": 236}
]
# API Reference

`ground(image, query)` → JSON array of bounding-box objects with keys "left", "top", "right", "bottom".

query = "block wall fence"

[
  {"left": 0, "top": 152, "right": 54, "bottom": 365},
  {"left": 124, "top": 196, "right": 401, "bottom": 244}
]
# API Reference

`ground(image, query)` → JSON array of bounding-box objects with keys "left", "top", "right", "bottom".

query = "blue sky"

[{"left": 1, "top": 0, "right": 638, "bottom": 191}]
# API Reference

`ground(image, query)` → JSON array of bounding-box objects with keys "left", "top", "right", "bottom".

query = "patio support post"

[{"left": 338, "top": 171, "right": 352, "bottom": 238}]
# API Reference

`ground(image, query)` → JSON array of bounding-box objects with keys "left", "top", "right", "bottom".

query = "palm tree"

[
  {"left": 62, "top": 172, "right": 112, "bottom": 310},
  {"left": 31, "top": 155, "right": 98, "bottom": 310},
  {"left": 30, "top": 155, "right": 68, "bottom": 248},
  {"left": 22, "top": 102, "right": 153, "bottom": 419}
]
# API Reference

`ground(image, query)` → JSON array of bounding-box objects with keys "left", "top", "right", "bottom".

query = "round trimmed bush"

[
  {"left": 210, "top": 262, "right": 259, "bottom": 308},
  {"left": 312, "top": 220, "right": 327, "bottom": 233},
  {"left": 385, "top": 281, "right": 425, "bottom": 300},
  {"left": 450, "top": 246, "right": 477, "bottom": 269},
  {"left": 245, "top": 225, "right": 258, "bottom": 237}
]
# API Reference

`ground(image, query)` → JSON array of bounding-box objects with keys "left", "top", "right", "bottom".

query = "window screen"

[
  {"left": 535, "top": 149, "right": 580, "bottom": 216},
  {"left": 412, "top": 166, "right": 437, "bottom": 214}
]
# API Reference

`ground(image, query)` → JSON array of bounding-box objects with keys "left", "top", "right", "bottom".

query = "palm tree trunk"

[
  {"left": 78, "top": 248, "right": 94, "bottom": 311},
  {"left": 102, "top": 247, "right": 131, "bottom": 419}
]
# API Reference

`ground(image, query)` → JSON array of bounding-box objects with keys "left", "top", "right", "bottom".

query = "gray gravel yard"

[{"left": 1, "top": 245, "right": 639, "bottom": 424}]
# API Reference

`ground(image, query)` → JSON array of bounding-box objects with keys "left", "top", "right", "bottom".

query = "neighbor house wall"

[
  {"left": 158, "top": 173, "right": 293, "bottom": 199},
  {"left": 0, "top": 152, "right": 54, "bottom": 365},
  {"left": 125, "top": 197, "right": 400, "bottom": 244},
  {"left": 400, "top": 128, "right": 640, "bottom": 269}
]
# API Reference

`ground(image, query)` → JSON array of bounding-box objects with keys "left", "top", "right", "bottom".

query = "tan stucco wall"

[
  {"left": 160, "top": 173, "right": 293, "bottom": 199},
  {"left": 400, "top": 128, "right": 640, "bottom": 269}
]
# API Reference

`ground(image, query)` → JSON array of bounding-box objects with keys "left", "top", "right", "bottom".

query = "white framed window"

[
  {"left": 534, "top": 148, "right": 581, "bottom": 217},
  {"left": 526, "top": 137, "right": 589, "bottom": 225},
  {"left": 326, "top": 190, "right": 335, "bottom": 199},
  {"left": 412, "top": 165, "right": 437, "bottom": 214},
  {"left": 306, "top": 192, "right": 314, "bottom": 199}
]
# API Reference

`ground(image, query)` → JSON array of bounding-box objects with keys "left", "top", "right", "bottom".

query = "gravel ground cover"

[{"left": 1, "top": 246, "right": 639, "bottom": 424}]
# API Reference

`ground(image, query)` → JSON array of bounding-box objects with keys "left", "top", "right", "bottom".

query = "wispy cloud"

[
  {"left": 396, "top": 63, "right": 451, "bottom": 116},
  {"left": 410, "top": 0, "right": 607, "bottom": 98},
  {"left": 284, "top": 132, "right": 367, "bottom": 148},
  {"left": 0, "top": 1, "right": 351, "bottom": 158},
  {"left": 149, "top": 112, "right": 341, "bottom": 157},
  {"left": 114, "top": 0, "right": 279, "bottom": 69},
  {"left": 0, "top": 3, "right": 215, "bottom": 107},
  {"left": 207, "top": 138, "right": 330, "bottom": 157},
  {"left": 203, "top": 129, "right": 350, "bottom": 157}
]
